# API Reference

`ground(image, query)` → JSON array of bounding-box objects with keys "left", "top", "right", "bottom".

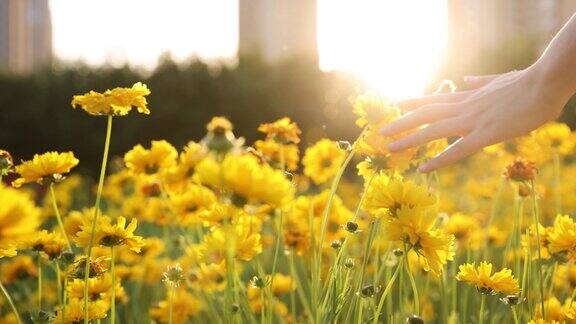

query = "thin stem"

[
  {"left": 49, "top": 184, "right": 72, "bottom": 250},
  {"left": 111, "top": 246, "right": 116, "bottom": 324},
  {"left": 373, "top": 254, "right": 404, "bottom": 324},
  {"left": 62, "top": 265, "right": 68, "bottom": 324},
  {"left": 38, "top": 254, "right": 42, "bottom": 311},
  {"left": 83, "top": 115, "right": 113, "bottom": 324},
  {"left": 0, "top": 280, "right": 22, "bottom": 324},
  {"left": 169, "top": 284, "right": 174, "bottom": 324},
  {"left": 530, "top": 179, "right": 546, "bottom": 319},
  {"left": 357, "top": 298, "right": 365, "bottom": 324},
  {"left": 405, "top": 252, "right": 420, "bottom": 315},
  {"left": 512, "top": 307, "right": 520, "bottom": 324},
  {"left": 479, "top": 294, "right": 486, "bottom": 324}
]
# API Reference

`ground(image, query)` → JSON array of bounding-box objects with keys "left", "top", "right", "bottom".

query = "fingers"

[
  {"left": 463, "top": 74, "right": 501, "bottom": 89},
  {"left": 396, "top": 91, "right": 471, "bottom": 111},
  {"left": 418, "top": 132, "right": 487, "bottom": 173},
  {"left": 464, "top": 70, "right": 518, "bottom": 89},
  {"left": 380, "top": 103, "right": 460, "bottom": 136},
  {"left": 387, "top": 118, "right": 466, "bottom": 152}
]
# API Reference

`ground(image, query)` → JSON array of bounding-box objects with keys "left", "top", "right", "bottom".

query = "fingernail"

[{"left": 417, "top": 164, "right": 429, "bottom": 173}]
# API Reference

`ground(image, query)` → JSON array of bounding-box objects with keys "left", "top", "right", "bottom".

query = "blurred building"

[
  {"left": 238, "top": 0, "right": 318, "bottom": 63},
  {"left": 445, "top": 0, "right": 576, "bottom": 72},
  {"left": 0, "top": 0, "right": 52, "bottom": 74}
]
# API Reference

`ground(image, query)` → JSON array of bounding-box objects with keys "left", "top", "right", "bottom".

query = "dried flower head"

[
  {"left": 504, "top": 159, "right": 537, "bottom": 182},
  {"left": 163, "top": 264, "right": 185, "bottom": 287}
]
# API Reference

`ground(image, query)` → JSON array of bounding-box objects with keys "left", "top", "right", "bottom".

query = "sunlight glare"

[{"left": 318, "top": 0, "right": 447, "bottom": 100}]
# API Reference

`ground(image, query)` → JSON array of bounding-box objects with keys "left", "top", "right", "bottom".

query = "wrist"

[{"left": 527, "top": 59, "right": 576, "bottom": 105}]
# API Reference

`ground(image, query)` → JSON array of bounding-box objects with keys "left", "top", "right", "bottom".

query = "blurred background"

[{"left": 1, "top": 0, "right": 576, "bottom": 175}]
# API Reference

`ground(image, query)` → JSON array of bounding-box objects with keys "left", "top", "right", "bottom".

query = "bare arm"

[{"left": 380, "top": 13, "right": 576, "bottom": 172}]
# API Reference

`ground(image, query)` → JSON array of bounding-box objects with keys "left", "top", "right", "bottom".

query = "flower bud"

[
  {"left": 337, "top": 141, "right": 352, "bottom": 151},
  {"left": 360, "top": 284, "right": 375, "bottom": 298},
  {"left": 393, "top": 248, "right": 403, "bottom": 257},
  {"left": 59, "top": 250, "right": 76, "bottom": 266},
  {"left": 345, "top": 221, "right": 359, "bottom": 233},
  {"left": 406, "top": 314, "right": 424, "bottom": 324},
  {"left": 344, "top": 258, "right": 355, "bottom": 269},
  {"left": 331, "top": 240, "right": 342, "bottom": 250}
]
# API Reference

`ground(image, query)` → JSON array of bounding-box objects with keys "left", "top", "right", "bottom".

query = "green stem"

[
  {"left": 83, "top": 115, "right": 113, "bottom": 324},
  {"left": 62, "top": 265, "right": 68, "bottom": 324},
  {"left": 357, "top": 298, "right": 364, "bottom": 324},
  {"left": 405, "top": 252, "right": 420, "bottom": 315},
  {"left": 169, "top": 284, "right": 174, "bottom": 324},
  {"left": 553, "top": 153, "right": 561, "bottom": 214},
  {"left": 0, "top": 280, "right": 21, "bottom": 324},
  {"left": 530, "top": 179, "right": 546, "bottom": 319},
  {"left": 38, "top": 254, "right": 42, "bottom": 312},
  {"left": 512, "top": 307, "right": 519, "bottom": 324},
  {"left": 479, "top": 294, "right": 486, "bottom": 324},
  {"left": 373, "top": 254, "right": 404, "bottom": 324},
  {"left": 49, "top": 184, "right": 72, "bottom": 251},
  {"left": 289, "top": 253, "right": 296, "bottom": 320},
  {"left": 111, "top": 246, "right": 116, "bottom": 324},
  {"left": 314, "top": 132, "right": 364, "bottom": 315}
]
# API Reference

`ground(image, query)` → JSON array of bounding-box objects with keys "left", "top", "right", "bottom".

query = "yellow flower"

[
  {"left": 521, "top": 223, "right": 552, "bottom": 260},
  {"left": 67, "top": 273, "right": 125, "bottom": 302},
  {"left": 352, "top": 92, "right": 400, "bottom": 127},
  {"left": 200, "top": 203, "right": 245, "bottom": 227},
  {"left": 71, "top": 82, "right": 150, "bottom": 116},
  {"left": 195, "top": 154, "right": 294, "bottom": 207},
  {"left": 383, "top": 206, "right": 454, "bottom": 275},
  {"left": 302, "top": 139, "right": 345, "bottom": 185},
  {"left": 444, "top": 213, "right": 483, "bottom": 250},
  {"left": 456, "top": 261, "right": 520, "bottom": 295},
  {"left": 0, "top": 185, "right": 40, "bottom": 256},
  {"left": 207, "top": 116, "right": 233, "bottom": 134},
  {"left": 75, "top": 215, "right": 144, "bottom": 252},
  {"left": 356, "top": 121, "right": 416, "bottom": 173},
  {"left": 285, "top": 190, "right": 352, "bottom": 250},
  {"left": 254, "top": 139, "right": 299, "bottom": 171},
  {"left": 520, "top": 122, "right": 575, "bottom": 162},
  {"left": 531, "top": 297, "right": 576, "bottom": 323},
  {"left": 53, "top": 297, "right": 109, "bottom": 324},
  {"left": 150, "top": 288, "right": 202, "bottom": 324},
  {"left": 170, "top": 184, "right": 217, "bottom": 226},
  {"left": 271, "top": 273, "right": 295, "bottom": 296},
  {"left": 363, "top": 175, "right": 436, "bottom": 218},
  {"left": 258, "top": 117, "right": 301, "bottom": 144},
  {"left": 199, "top": 221, "right": 262, "bottom": 262},
  {"left": 189, "top": 261, "right": 227, "bottom": 293},
  {"left": 548, "top": 214, "right": 576, "bottom": 261},
  {"left": 12, "top": 151, "right": 79, "bottom": 187},
  {"left": 1, "top": 255, "right": 38, "bottom": 284},
  {"left": 124, "top": 140, "right": 178, "bottom": 175},
  {"left": 26, "top": 230, "right": 67, "bottom": 259}
]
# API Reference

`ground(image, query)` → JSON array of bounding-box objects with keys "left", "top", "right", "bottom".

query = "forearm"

[{"left": 530, "top": 13, "right": 576, "bottom": 104}]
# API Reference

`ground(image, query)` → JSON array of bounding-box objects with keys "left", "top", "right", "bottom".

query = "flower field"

[{"left": 1, "top": 83, "right": 576, "bottom": 324}]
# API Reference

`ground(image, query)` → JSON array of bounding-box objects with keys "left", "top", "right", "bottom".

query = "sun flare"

[{"left": 318, "top": 0, "right": 448, "bottom": 100}]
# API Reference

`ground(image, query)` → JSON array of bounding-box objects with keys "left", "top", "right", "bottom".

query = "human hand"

[{"left": 380, "top": 67, "right": 569, "bottom": 173}]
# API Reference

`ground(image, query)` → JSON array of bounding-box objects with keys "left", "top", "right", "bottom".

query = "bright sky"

[{"left": 50, "top": 0, "right": 447, "bottom": 99}]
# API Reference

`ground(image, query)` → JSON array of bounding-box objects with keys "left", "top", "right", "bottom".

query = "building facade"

[
  {"left": 238, "top": 0, "right": 318, "bottom": 63},
  {"left": 0, "top": 0, "right": 52, "bottom": 74}
]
